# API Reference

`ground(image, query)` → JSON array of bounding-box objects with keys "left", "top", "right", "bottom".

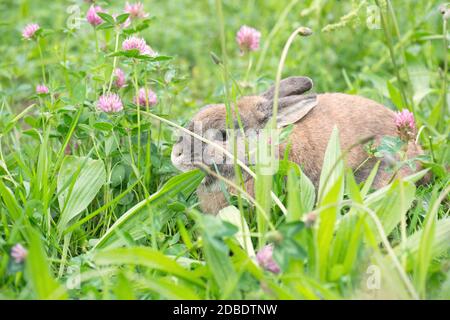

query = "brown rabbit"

[{"left": 171, "top": 77, "right": 424, "bottom": 214}]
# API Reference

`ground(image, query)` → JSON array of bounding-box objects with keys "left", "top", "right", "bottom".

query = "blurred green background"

[{"left": 0, "top": 0, "right": 446, "bottom": 120}]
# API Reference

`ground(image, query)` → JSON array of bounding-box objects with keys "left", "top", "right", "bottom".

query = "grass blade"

[
  {"left": 94, "top": 169, "right": 204, "bottom": 249},
  {"left": 93, "top": 246, "right": 203, "bottom": 286}
]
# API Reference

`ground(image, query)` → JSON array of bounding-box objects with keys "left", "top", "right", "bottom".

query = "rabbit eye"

[{"left": 216, "top": 129, "right": 227, "bottom": 141}]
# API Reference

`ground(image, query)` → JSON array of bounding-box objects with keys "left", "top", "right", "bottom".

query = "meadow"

[{"left": 0, "top": 0, "right": 449, "bottom": 300}]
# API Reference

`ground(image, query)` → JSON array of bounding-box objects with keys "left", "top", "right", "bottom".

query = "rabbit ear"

[
  {"left": 276, "top": 94, "right": 317, "bottom": 127},
  {"left": 258, "top": 94, "right": 317, "bottom": 127},
  {"left": 261, "top": 76, "right": 313, "bottom": 100}
]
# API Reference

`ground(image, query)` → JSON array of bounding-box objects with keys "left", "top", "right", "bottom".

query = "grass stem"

[{"left": 375, "top": 0, "right": 410, "bottom": 110}]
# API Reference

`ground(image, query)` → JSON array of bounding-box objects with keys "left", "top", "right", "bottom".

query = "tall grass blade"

[
  {"left": 26, "top": 228, "right": 67, "bottom": 299},
  {"left": 316, "top": 127, "right": 344, "bottom": 280}
]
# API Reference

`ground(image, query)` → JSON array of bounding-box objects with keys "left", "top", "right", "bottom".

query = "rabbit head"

[{"left": 171, "top": 76, "right": 317, "bottom": 185}]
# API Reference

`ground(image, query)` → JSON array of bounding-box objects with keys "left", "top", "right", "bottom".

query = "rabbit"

[{"left": 171, "top": 76, "right": 425, "bottom": 214}]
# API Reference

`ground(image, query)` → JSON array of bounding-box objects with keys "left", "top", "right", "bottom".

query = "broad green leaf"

[
  {"left": 409, "top": 65, "right": 432, "bottom": 106},
  {"left": 287, "top": 167, "right": 302, "bottom": 221},
  {"left": 274, "top": 221, "right": 307, "bottom": 271},
  {"left": 403, "top": 169, "right": 430, "bottom": 184},
  {"left": 286, "top": 163, "right": 315, "bottom": 221},
  {"left": 115, "top": 13, "right": 130, "bottom": 24},
  {"left": 387, "top": 80, "right": 403, "bottom": 108},
  {"left": 365, "top": 179, "right": 415, "bottom": 238},
  {"left": 329, "top": 169, "right": 364, "bottom": 279},
  {"left": 193, "top": 212, "right": 237, "bottom": 298},
  {"left": 360, "top": 161, "right": 380, "bottom": 197},
  {"left": 108, "top": 49, "right": 141, "bottom": 58},
  {"left": 152, "top": 55, "right": 173, "bottom": 62},
  {"left": 396, "top": 218, "right": 450, "bottom": 272},
  {"left": 299, "top": 168, "right": 316, "bottom": 213},
  {"left": 346, "top": 169, "right": 363, "bottom": 204},
  {"left": 218, "top": 205, "right": 255, "bottom": 257},
  {"left": 96, "top": 12, "right": 115, "bottom": 24},
  {"left": 71, "top": 81, "right": 86, "bottom": 104},
  {"left": 93, "top": 121, "right": 113, "bottom": 131},
  {"left": 107, "top": 50, "right": 171, "bottom": 62},
  {"left": 0, "top": 179, "right": 22, "bottom": 220},
  {"left": 57, "top": 156, "right": 106, "bottom": 233},
  {"left": 110, "top": 164, "right": 126, "bottom": 187},
  {"left": 375, "top": 136, "right": 404, "bottom": 157},
  {"left": 122, "top": 17, "right": 154, "bottom": 35},
  {"left": 97, "top": 22, "right": 114, "bottom": 30},
  {"left": 363, "top": 169, "right": 428, "bottom": 207}
]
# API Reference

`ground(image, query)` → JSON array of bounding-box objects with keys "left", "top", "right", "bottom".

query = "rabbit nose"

[
  {"left": 173, "top": 144, "right": 182, "bottom": 157},
  {"left": 171, "top": 143, "right": 184, "bottom": 164}
]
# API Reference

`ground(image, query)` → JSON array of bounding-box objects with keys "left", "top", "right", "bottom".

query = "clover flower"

[
  {"left": 86, "top": 5, "right": 103, "bottom": 26},
  {"left": 64, "top": 141, "right": 78, "bottom": 155},
  {"left": 236, "top": 25, "right": 261, "bottom": 54},
  {"left": 256, "top": 244, "right": 280, "bottom": 274},
  {"left": 22, "top": 23, "right": 40, "bottom": 39},
  {"left": 304, "top": 212, "right": 317, "bottom": 227},
  {"left": 134, "top": 88, "right": 157, "bottom": 107},
  {"left": 114, "top": 68, "right": 127, "bottom": 88},
  {"left": 11, "top": 244, "right": 28, "bottom": 264},
  {"left": 124, "top": 2, "right": 149, "bottom": 19},
  {"left": 394, "top": 109, "right": 416, "bottom": 142},
  {"left": 122, "top": 36, "right": 156, "bottom": 56},
  {"left": 36, "top": 84, "right": 49, "bottom": 94},
  {"left": 97, "top": 93, "right": 123, "bottom": 112}
]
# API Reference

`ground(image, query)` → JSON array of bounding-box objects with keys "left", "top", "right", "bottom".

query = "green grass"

[{"left": 0, "top": 0, "right": 449, "bottom": 300}]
